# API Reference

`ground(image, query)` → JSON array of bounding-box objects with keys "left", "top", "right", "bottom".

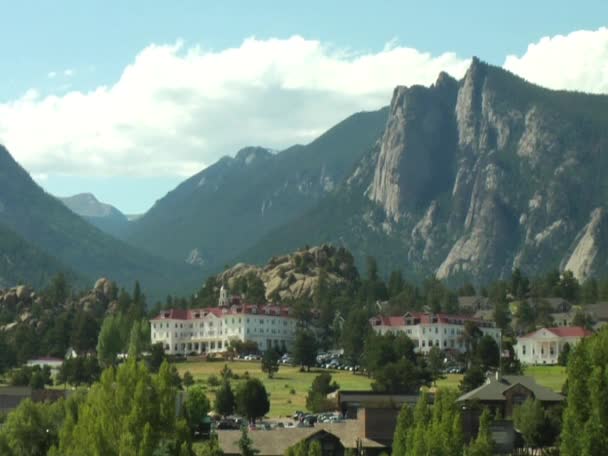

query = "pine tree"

[
  {"left": 261, "top": 348, "right": 280, "bottom": 378},
  {"left": 215, "top": 380, "right": 235, "bottom": 417},
  {"left": 391, "top": 402, "right": 413, "bottom": 456},
  {"left": 466, "top": 408, "right": 494, "bottom": 456}
]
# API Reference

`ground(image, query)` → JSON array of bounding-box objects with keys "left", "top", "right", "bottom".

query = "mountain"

[
  {"left": 0, "top": 222, "right": 83, "bottom": 289},
  {"left": 242, "top": 58, "right": 608, "bottom": 286},
  {"left": 0, "top": 145, "right": 198, "bottom": 297},
  {"left": 126, "top": 108, "right": 389, "bottom": 271},
  {"left": 59, "top": 193, "right": 130, "bottom": 239}
]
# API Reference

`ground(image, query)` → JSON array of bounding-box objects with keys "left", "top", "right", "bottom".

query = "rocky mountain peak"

[
  {"left": 235, "top": 146, "right": 272, "bottom": 165},
  {"left": 368, "top": 72, "right": 458, "bottom": 220}
]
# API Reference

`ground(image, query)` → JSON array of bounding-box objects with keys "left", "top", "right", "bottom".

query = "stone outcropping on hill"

[
  {"left": 0, "top": 278, "right": 117, "bottom": 332},
  {"left": 217, "top": 245, "right": 356, "bottom": 301}
]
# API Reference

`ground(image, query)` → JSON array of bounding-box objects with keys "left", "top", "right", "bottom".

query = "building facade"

[
  {"left": 514, "top": 326, "right": 591, "bottom": 365},
  {"left": 150, "top": 289, "right": 298, "bottom": 355},
  {"left": 369, "top": 312, "right": 501, "bottom": 354}
]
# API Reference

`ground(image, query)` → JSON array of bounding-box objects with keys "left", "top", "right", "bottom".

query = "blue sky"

[{"left": 1, "top": 1, "right": 607, "bottom": 213}]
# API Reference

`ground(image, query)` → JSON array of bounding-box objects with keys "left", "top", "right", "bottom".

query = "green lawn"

[
  {"left": 435, "top": 366, "right": 567, "bottom": 393},
  {"left": 175, "top": 360, "right": 372, "bottom": 418},
  {"left": 523, "top": 365, "right": 567, "bottom": 392}
]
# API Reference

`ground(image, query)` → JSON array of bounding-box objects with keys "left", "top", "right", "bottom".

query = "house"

[
  {"left": 26, "top": 357, "right": 64, "bottom": 370},
  {"left": 0, "top": 386, "right": 67, "bottom": 414},
  {"left": 458, "top": 296, "right": 491, "bottom": 313},
  {"left": 369, "top": 312, "right": 501, "bottom": 354},
  {"left": 457, "top": 373, "right": 563, "bottom": 417},
  {"left": 0, "top": 387, "right": 31, "bottom": 414},
  {"left": 150, "top": 287, "right": 301, "bottom": 355},
  {"left": 332, "top": 390, "right": 422, "bottom": 447},
  {"left": 585, "top": 302, "right": 608, "bottom": 328},
  {"left": 472, "top": 309, "right": 494, "bottom": 322},
  {"left": 514, "top": 326, "right": 592, "bottom": 365},
  {"left": 217, "top": 420, "right": 386, "bottom": 456},
  {"left": 549, "top": 310, "right": 579, "bottom": 327}
]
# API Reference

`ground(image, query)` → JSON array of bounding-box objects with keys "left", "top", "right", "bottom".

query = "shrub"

[{"left": 207, "top": 374, "right": 220, "bottom": 387}]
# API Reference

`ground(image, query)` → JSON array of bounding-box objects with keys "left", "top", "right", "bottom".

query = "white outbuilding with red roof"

[{"left": 514, "top": 326, "right": 592, "bottom": 365}]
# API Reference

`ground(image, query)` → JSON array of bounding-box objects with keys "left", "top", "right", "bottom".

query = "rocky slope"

[
  {"left": 126, "top": 108, "right": 388, "bottom": 271},
  {"left": 218, "top": 245, "right": 358, "bottom": 301},
  {"left": 242, "top": 58, "right": 608, "bottom": 285},
  {"left": 59, "top": 193, "right": 130, "bottom": 239},
  {"left": 0, "top": 277, "right": 116, "bottom": 332}
]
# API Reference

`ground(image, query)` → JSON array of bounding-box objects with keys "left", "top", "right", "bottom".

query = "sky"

[{"left": 1, "top": 1, "right": 607, "bottom": 213}]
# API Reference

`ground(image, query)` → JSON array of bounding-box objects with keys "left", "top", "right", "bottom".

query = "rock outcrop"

[
  {"left": 217, "top": 245, "right": 356, "bottom": 301},
  {"left": 0, "top": 278, "right": 118, "bottom": 332}
]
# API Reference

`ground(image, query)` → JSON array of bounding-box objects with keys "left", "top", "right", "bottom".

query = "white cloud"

[
  {"left": 0, "top": 36, "right": 469, "bottom": 178},
  {"left": 3, "top": 30, "right": 607, "bottom": 182},
  {"left": 504, "top": 27, "right": 608, "bottom": 94},
  {"left": 63, "top": 69, "right": 74, "bottom": 77},
  {"left": 47, "top": 71, "right": 57, "bottom": 79}
]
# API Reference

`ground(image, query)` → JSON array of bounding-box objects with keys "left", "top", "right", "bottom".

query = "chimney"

[{"left": 496, "top": 370, "right": 502, "bottom": 382}]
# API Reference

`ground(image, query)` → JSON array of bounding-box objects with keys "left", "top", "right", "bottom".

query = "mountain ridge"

[
  {"left": 126, "top": 107, "right": 389, "bottom": 271},
  {"left": 59, "top": 192, "right": 130, "bottom": 239},
  {"left": 0, "top": 145, "right": 199, "bottom": 298},
  {"left": 239, "top": 58, "right": 608, "bottom": 285}
]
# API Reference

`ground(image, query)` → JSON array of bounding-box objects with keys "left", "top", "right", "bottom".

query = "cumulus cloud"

[
  {"left": 3, "top": 30, "right": 607, "bottom": 181},
  {"left": 47, "top": 71, "right": 57, "bottom": 79},
  {"left": 504, "top": 27, "right": 608, "bottom": 94},
  {"left": 0, "top": 36, "right": 469, "bottom": 178}
]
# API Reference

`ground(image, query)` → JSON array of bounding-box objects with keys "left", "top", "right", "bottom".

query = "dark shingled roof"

[
  {"left": 217, "top": 421, "right": 385, "bottom": 456},
  {"left": 457, "top": 375, "right": 564, "bottom": 403}
]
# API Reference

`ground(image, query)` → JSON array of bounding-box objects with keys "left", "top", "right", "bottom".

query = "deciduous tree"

[{"left": 235, "top": 378, "right": 270, "bottom": 424}]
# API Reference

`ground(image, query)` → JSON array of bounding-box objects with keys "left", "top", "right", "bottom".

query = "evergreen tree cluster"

[
  {"left": 392, "top": 390, "right": 464, "bottom": 456},
  {"left": 560, "top": 327, "right": 608, "bottom": 455}
]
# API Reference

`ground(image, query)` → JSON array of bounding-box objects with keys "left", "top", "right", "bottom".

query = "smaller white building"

[
  {"left": 369, "top": 312, "right": 501, "bottom": 354},
  {"left": 26, "top": 357, "right": 64, "bottom": 370},
  {"left": 515, "top": 326, "right": 591, "bottom": 365}
]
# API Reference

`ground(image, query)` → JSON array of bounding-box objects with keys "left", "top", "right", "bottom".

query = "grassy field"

[
  {"left": 434, "top": 366, "right": 567, "bottom": 392},
  {"left": 523, "top": 365, "right": 567, "bottom": 392},
  {"left": 174, "top": 360, "right": 568, "bottom": 417},
  {"left": 175, "top": 360, "right": 372, "bottom": 418}
]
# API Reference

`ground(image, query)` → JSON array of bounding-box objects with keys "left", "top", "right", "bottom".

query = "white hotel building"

[
  {"left": 369, "top": 312, "right": 501, "bottom": 354},
  {"left": 150, "top": 287, "right": 298, "bottom": 355}
]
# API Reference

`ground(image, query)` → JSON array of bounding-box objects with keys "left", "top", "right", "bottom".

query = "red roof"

[
  {"left": 520, "top": 326, "right": 592, "bottom": 339},
  {"left": 371, "top": 312, "right": 494, "bottom": 327},
  {"left": 150, "top": 304, "right": 293, "bottom": 321},
  {"left": 547, "top": 326, "right": 592, "bottom": 337}
]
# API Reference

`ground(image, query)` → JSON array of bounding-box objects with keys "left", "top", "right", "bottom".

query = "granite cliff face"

[
  {"left": 246, "top": 58, "right": 608, "bottom": 285},
  {"left": 366, "top": 57, "right": 608, "bottom": 283}
]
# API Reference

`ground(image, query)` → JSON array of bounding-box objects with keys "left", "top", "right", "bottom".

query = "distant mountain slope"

[
  {"left": 59, "top": 193, "right": 130, "bottom": 239},
  {"left": 0, "top": 222, "right": 84, "bottom": 289},
  {"left": 0, "top": 145, "right": 198, "bottom": 297},
  {"left": 126, "top": 107, "right": 388, "bottom": 272},
  {"left": 241, "top": 58, "right": 608, "bottom": 285}
]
